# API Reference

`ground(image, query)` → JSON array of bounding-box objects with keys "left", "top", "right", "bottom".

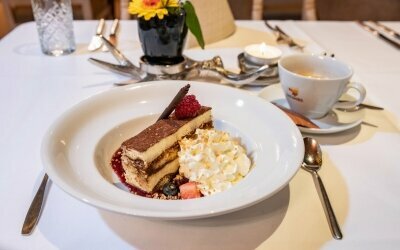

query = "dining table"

[{"left": 1, "top": 20, "right": 399, "bottom": 250}]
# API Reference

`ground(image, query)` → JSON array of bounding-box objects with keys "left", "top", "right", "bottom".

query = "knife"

[
  {"left": 88, "top": 19, "right": 105, "bottom": 51},
  {"left": 21, "top": 174, "right": 49, "bottom": 235},
  {"left": 357, "top": 21, "right": 400, "bottom": 49},
  {"left": 372, "top": 21, "right": 400, "bottom": 40},
  {"left": 103, "top": 19, "right": 120, "bottom": 52}
]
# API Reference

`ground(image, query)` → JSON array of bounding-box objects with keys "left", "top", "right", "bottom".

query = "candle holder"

[
  {"left": 237, "top": 43, "right": 282, "bottom": 85},
  {"left": 244, "top": 43, "right": 282, "bottom": 65}
]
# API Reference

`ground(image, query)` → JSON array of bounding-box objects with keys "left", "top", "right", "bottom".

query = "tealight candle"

[{"left": 244, "top": 43, "right": 282, "bottom": 65}]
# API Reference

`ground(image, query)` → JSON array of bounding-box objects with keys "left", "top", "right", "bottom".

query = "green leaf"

[{"left": 183, "top": 1, "right": 205, "bottom": 49}]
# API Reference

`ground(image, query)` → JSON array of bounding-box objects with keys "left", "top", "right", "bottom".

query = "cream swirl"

[{"left": 178, "top": 129, "right": 251, "bottom": 196}]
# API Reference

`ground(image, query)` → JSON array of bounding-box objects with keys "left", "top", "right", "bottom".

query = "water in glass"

[{"left": 31, "top": 0, "right": 76, "bottom": 56}]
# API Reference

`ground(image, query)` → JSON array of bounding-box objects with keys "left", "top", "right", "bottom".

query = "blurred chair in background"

[
  {"left": 302, "top": 0, "right": 317, "bottom": 20},
  {"left": 228, "top": 0, "right": 263, "bottom": 20},
  {"left": 114, "top": 0, "right": 129, "bottom": 20},
  {"left": 115, "top": 0, "right": 263, "bottom": 20},
  {"left": 264, "top": 0, "right": 303, "bottom": 20},
  {"left": 303, "top": 0, "right": 400, "bottom": 21},
  {"left": 1, "top": 0, "right": 15, "bottom": 36},
  {"left": 2, "top": 0, "right": 112, "bottom": 26}
]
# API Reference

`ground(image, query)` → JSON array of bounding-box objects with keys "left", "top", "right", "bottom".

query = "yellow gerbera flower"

[{"left": 129, "top": 0, "right": 180, "bottom": 20}]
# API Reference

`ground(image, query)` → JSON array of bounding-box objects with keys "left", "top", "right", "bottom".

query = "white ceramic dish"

[
  {"left": 42, "top": 81, "right": 304, "bottom": 219},
  {"left": 259, "top": 84, "right": 365, "bottom": 134}
]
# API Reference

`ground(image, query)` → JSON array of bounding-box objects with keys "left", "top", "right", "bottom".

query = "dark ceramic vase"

[{"left": 138, "top": 9, "right": 188, "bottom": 65}]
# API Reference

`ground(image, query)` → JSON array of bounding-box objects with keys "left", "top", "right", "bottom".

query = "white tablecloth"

[{"left": 0, "top": 20, "right": 399, "bottom": 250}]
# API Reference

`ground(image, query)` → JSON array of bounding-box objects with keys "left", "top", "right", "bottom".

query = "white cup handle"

[{"left": 334, "top": 82, "right": 366, "bottom": 109}]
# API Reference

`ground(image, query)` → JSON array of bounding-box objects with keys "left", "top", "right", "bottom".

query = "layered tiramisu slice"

[
  {"left": 120, "top": 102, "right": 212, "bottom": 194},
  {"left": 111, "top": 85, "right": 253, "bottom": 200}
]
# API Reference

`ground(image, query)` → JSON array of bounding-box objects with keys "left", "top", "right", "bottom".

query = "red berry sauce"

[
  {"left": 110, "top": 148, "right": 190, "bottom": 199},
  {"left": 111, "top": 148, "right": 149, "bottom": 197}
]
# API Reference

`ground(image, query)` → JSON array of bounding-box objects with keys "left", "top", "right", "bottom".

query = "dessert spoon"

[{"left": 302, "top": 137, "right": 343, "bottom": 240}]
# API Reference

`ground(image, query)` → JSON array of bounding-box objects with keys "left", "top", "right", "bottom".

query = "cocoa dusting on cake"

[
  {"left": 121, "top": 107, "right": 211, "bottom": 152},
  {"left": 124, "top": 120, "right": 213, "bottom": 173}
]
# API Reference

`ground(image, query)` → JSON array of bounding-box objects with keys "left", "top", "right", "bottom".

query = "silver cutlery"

[
  {"left": 89, "top": 35, "right": 147, "bottom": 79},
  {"left": 102, "top": 19, "right": 120, "bottom": 52},
  {"left": 275, "top": 25, "right": 303, "bottom": 48},
  {"left": 21, "top": 174, "right": 49, "bottom": 235},
  {"left": 88, "top": 19, "right": 105, "bottom": 51},
  {"left": 302, "top": 137, "right": 343, "bottom": 240},
  {"left": 264, "top": 21, "right": 304, "bottom": 49},
  {"left": 372, "top": 21, "right": 400, "bottom": 40},
  {"left": 264, "top": 21, "right": 285, "bottom": 42},
  {"left": 336, "top": 100, "right": 384, "bottom": 112},
  {"left": 357, "top": 21, "right": 400, "bottom": 49}
]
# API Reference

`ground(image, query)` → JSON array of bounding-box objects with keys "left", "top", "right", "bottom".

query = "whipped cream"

[{"left": 178, "top": 129, "right": 251, "bottom": 196}]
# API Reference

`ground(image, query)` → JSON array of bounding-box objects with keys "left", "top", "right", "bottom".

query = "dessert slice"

[{"left": 120, "top": 106, "right": 213, "bottom": 194}]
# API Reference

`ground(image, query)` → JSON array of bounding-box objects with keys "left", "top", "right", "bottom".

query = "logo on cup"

[
  {"left": 286, "top": 86, "right": 303, "bottom": 102},
  {"left": 289, "top": 87, "right": 299, "bottom": 97}
]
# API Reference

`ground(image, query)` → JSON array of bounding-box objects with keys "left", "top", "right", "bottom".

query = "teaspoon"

[
  {"left": 336, "top": 102, "right": 384, "bottom": 112},
  {"left": 302, "top": 137, "right": 343, "bottom": 240}
]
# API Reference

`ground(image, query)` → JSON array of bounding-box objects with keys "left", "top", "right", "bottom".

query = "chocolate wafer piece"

[{"left": 157, "top": 84, "right": 190, "bottom": 121}]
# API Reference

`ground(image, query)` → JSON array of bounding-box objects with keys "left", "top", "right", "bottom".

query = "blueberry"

[{"left": 162, "top": 183, "right": 178, "bottom": 196}]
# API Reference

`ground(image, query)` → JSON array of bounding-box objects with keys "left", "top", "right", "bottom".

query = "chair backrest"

[
  {"left": 0, "top": 0, "right": 16, "bottom": 37},
  {"left": 117, "top": 0, "right": 130, "bottom": 20},
  {"left": 228, "top": 0, "right": 263, "bottom": 20},
  {"left": 252, "top": 0, "right": 263, "bottom": 20},
  {"left": 1, "top": 0, "right": 109, "bottom": 22},
  {"left": 302, "top": 0, "right": 317, "bottom": 20},
  {"left": 2, "top": 0, "right": 16, "bottom": 28},
  {"left": 315, "top": 0, "right": 400, "bottom": 21},
  {"left": 116, "top": 0, "right": 264, "bottom": 20}
]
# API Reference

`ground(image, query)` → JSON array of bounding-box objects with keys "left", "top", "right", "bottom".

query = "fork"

[
  {"left": 264, "top": 21, "right": 304, "bottom": 49},
  {"left": 275, "top": 25, "right": 304, "bottom": 49},
  {"left": 264, "top": 21, "right": 286, "bottom": 42}
]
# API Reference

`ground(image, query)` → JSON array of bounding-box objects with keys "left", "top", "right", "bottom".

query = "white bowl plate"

[{"left": 42, "top": 81, "right": 304, "bottom": 219}]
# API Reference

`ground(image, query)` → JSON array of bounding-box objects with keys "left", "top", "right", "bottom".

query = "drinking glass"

[{"left": 31, "top": 0, "right": 76, "bottom": 56}]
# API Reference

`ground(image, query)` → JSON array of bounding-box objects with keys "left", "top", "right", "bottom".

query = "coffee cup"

[{"left": 278, "top": 54, "right": 366, "bottom": 119}]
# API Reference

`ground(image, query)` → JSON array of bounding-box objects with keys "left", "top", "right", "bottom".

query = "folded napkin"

[
  {"left": 199, "top": 26, "right": 277, "bottom": 49},
  {"left": 186, "top": 0, "right": 236, "bottom": 48}
]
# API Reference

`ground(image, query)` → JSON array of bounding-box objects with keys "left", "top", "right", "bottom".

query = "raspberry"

[{"left": 174, "top": 95, "right": 201, "bottom": 119}]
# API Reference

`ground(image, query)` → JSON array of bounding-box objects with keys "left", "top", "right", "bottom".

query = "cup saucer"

[{"left": 259, "top": 84, "right": 365, "bottom": 134}]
